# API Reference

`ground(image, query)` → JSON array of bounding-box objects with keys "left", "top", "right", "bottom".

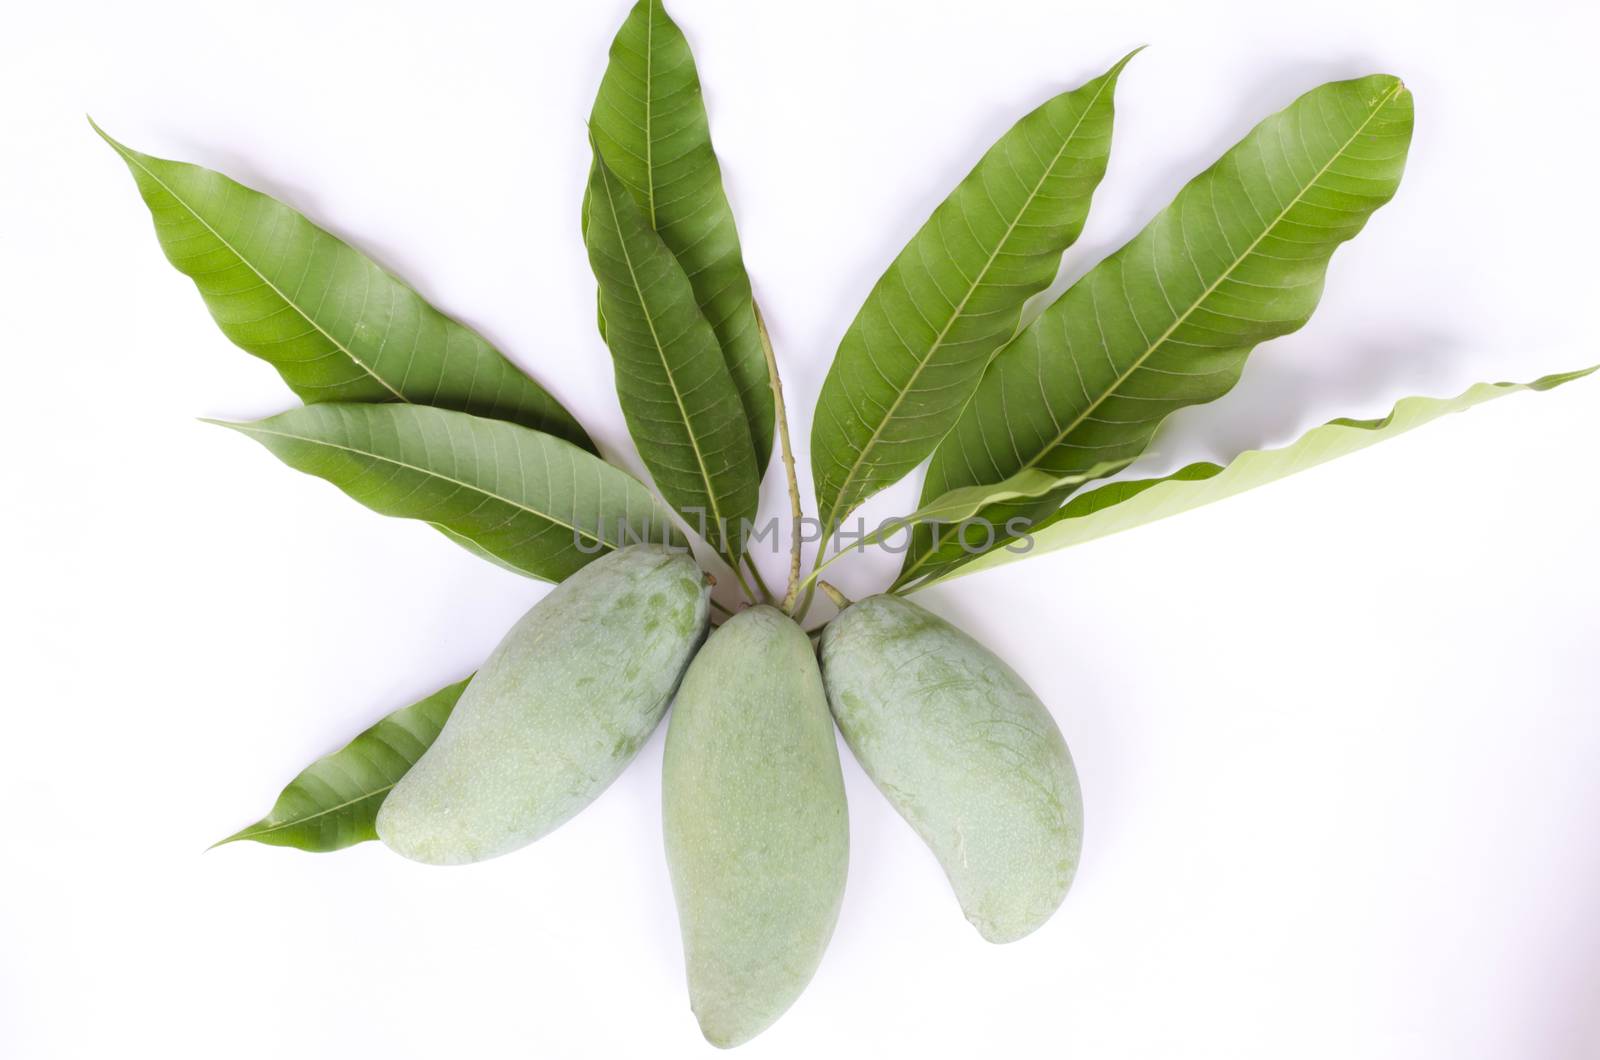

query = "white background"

[{"left": 2, "top": 1, "right": 1597, "bottom": 1057}]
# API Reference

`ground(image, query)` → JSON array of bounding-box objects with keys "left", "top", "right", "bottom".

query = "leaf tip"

[
  {"left": 1527, "top": 364, "right": 1600, "bottom": 391},
  {"left": 86, "top": 114, "right": 122, "bottom": 152},
  {"left": 588, "top": 141, "right": 620, "bottom": 185},
  {"left": 198, "top": 416, "right": 251, "bottom": 432},
  {"left": 1099, "top": 45, "right": 1146, "bottom": 84},
  {"left": 206, "top": 831, "right": 244, "bottom": 852},
  {"left": 200, "top": 417, "right": 270, "bottom": 445},
  {"left": 89, "top": 116, "right": 150, "bottom": 165},
  {"left": 1366, "top": 73, "right": 1410, "bottom": 104}
]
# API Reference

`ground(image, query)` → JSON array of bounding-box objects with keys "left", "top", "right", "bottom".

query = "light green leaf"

[
  {"left": 584, "top": 153, "right": 761, "bottom": 559},
  {"left": 810, "top": 460, "right": 1127, "bottom": 573},
  {"left": 897, "top": 460, "right": 1132, "bottom": 527},
  {"left": 901, "top": 74, "right": 1415, "bottom": 587},
  {"left": 589, "top": 0, "right": 773, "bottom": 472},
  {"left": 213, "top": 403, "right": 684, "bottom": 582},
  {"left": 903, "top": 367, "right": 1596, "bottom": 591},
  {"left": 215, "top": 678, "right": 468, "bottom": 852},
  {"left": 809, "top": 51, "right": 1137, "bottom": 534},
  {"left": 95, "top": 121, "right": 593, "bottom": 451}
]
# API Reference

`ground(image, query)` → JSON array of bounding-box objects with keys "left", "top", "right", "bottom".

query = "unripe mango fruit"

[
  {"left": 662, "top": 606, "right": 849, "bottom": 1048},
  {"left": 378, "top": 545, "right": 710, "bottom": 865},
  {"left": 821, "top": 595, "right": 1081, "bottom": 943}
]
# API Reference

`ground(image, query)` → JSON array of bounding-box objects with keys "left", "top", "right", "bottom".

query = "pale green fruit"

[
  {"left": 378, "top": 545, "right": 709, "bottom": 865},
  {"left": 662, "top": 605, "right": 849, "bottom": 1048},
  {"left": 821, "top": 595, "right": 1081, "bottom": 943}
]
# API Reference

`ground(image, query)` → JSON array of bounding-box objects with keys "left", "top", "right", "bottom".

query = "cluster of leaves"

[{"left": 99, "top": 0, "right": 1589, "bottom": 852}]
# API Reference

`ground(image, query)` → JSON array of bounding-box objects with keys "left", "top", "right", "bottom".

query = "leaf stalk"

[{"left": 757, "top": 305, "right": 807, "bottom": 614}]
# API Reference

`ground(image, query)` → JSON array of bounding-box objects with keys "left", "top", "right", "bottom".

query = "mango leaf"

[
  {"left": 897, "top": 460, "right": 1131, "bottom": 525},
  {"left": 429, "top": 524, "right": 541, "bottom": 576},
  {"left": 818, "top": 460, "right": 1128, "bottom": 562},
  {"left": 900, "top": 367, "right": 1596, "bottom": 591},
  {"left": 901, "top": 74, "right": 1415, "bottom": 587},
  {"left": 214, "top": 677, "right": 468, "bottom": 851},
  {"left": 589, "top": 0, "right": 773, "bottom": 472},
  {"left": 584, "top": 152, "right": 761, "bottom": 560},
  {"left": 809, "top": 51, "right": 1137, "bottom": 534},
  {"left": 95, "top": 121, "right": 593, "bottom": 451},
  {"left": 212, "top": 403, "right": 684, "bottom": 582}
]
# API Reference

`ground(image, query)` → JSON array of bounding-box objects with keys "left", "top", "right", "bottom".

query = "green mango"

[
  {"left": 820, "top": 595, "right": 1081, "bottom": 943},
  {"left": 377, "top": 545, "right": 710, "bottom": 865},
  {"left": 662, "top": 605, "right": 849, "bottom": 1048}
]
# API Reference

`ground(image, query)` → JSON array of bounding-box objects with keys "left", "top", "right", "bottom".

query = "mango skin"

[
  {"left": 662, "top": 606, "right": 849, "bottom": 1048},
  {"left": 820, "top": 595, "right": 1081, "bottom": 943},
  {"left": 377, "top": 545, "right": 709, "bottom": 865}
]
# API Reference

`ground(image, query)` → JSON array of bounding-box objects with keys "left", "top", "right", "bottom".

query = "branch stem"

[{"left": 790, "top": 536, "right": 855, "bottom": 608}]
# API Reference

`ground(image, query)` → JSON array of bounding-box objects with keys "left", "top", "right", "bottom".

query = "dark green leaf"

[
  {"left": 213, "top": 403, "right": 683, "bottom": 582},
  {"left": 901, "top": 74, "right": 1415, "bottom": 586},
  {"left": 215, "top": 678, "right": 468, "bottom": 852},
  {"left": 810, "top": 51, "right": 1136, "bottom": 533},
  {"left": 584, "top": 153, "right": 761, "bottom": 559},
  {"left": 590, "top": 0, "right": 773, "bottom": 472},
  {"left": 96, "top": 121, "right": 593, "bottom": 450}
]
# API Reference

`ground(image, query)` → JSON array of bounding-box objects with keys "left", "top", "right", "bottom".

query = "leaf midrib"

[
  {"left": 594, "top": 162, "right": 733, "bottom": 556},
  {"left": 108, "top": 139, "right": 408, "bottom": 403},
  {"left": 820, "top": 71, "right": 1120, "bottom": 529},
  {"left": 224, "top": 420, "right": 610, "bottom": 550},
  {"left": 644, "top": 0, "right": 657, "bottom": 227},
  {"left": 226, "top": 783, "right": 392, "bottom": 842}
]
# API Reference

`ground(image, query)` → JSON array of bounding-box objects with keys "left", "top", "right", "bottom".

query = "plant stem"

[
  {"left": 757, "top": 305, "right": 806, "bottom": 614},
  {"left": 709, "top": 597, "right": 735, "bottom": 618},
  {"left": 818, "top": 581, "right": 852, "bottom": 610},
  {"left": 789, "top": 540, "right": 852, "bottom": 608},
  {"left": 793, "top": 580, "right": 818, "bottom": 624},
  {"left": 727, "top": 559, "right": 758, "bottom": 603},
  {"left": 744, "top": 554, "right": 775, "bottom": 603}
]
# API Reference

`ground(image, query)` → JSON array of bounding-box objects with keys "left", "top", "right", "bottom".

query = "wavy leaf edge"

[{"left": 900, "top": 366, "right": 1598, "bottom": 591}]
